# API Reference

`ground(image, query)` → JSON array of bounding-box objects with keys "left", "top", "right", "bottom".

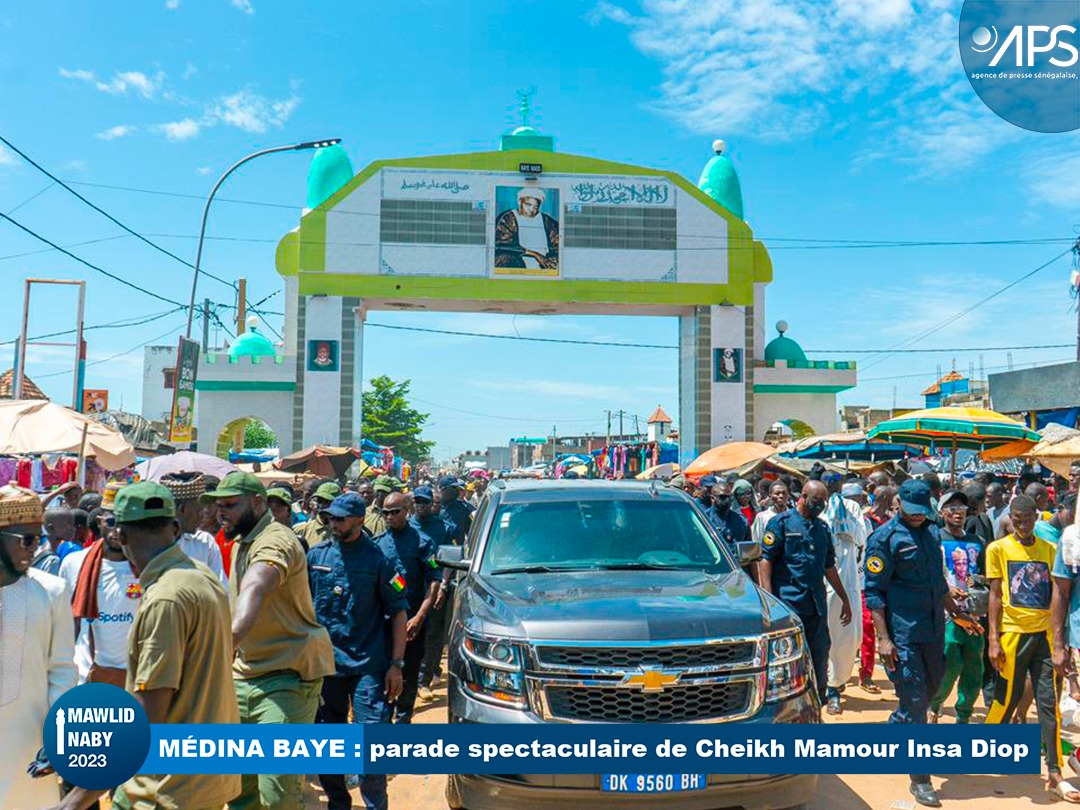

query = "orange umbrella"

[{"left": 684, "top": 442, "right": 776, "bottom": 477}]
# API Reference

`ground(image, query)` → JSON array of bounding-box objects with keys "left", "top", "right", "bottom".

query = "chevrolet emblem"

[{"left": 621, "top": 670, "right": 680, "bottom": 693}]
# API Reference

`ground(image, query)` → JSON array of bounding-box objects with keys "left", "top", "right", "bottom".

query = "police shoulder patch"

[
  {"left": 763, "top": 532, "right": 776, "bottom": 547},
  {"left": 866, "top": 556, "right": 884, "bottom": 574}
]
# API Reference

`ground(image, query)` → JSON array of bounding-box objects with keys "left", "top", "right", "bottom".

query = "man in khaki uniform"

[
  {"left": 296, "top": 481, "right": 341, "bottom": 550},
  {"left": 54, "top": 482, "right": 239, "bottom": 810},
  {"left": 204, "top": 472, "right": 335, "bottom": 810}
]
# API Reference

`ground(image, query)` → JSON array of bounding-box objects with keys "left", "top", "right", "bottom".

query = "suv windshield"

[{"left": 480, "top": 498, "right": 735, "bottom": 576}]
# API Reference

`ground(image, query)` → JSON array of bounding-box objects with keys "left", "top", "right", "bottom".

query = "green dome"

[
  {"left": 229, "top": 327, "right": 277, "bottom": 359},
  {"left": 764, "top": 322, "right": 807, "bottom": 364},
  {"left": 306, "top": 144, "right": 354, "bottom": 209},
  {"left": 512, "top": 125, "right": 540, "bottom": 136},
  {"left": 697, "top": 141, "right": 744, "bottom": 220}
]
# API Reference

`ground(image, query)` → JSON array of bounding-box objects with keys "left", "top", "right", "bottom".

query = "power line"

[
  {"left": 365, "top": 322, "right": 1078, "bottom": 355},
  {"left": 0, "top": 210, "right": 184, "bottom": 307},
  {"left": 0, "top": 134, "right": 235, "bottom": 290},
  {"left": 34, "top": 319, "right": 188, "bottom": 379},
  {"left": 858, "top": 356, "right": 1075, "bottom": 383},
  {"left": 6, "top": 182, "right": 55, "bottom": 216},
  {"left": 857, "top": 247, "right": 1074, "bottom": 372},
  {"left": 60, "top": 180, "right": 1077, "bottom": 250},
  {"left": 0, "top": 307, "right": 185, "bottom": 347}
]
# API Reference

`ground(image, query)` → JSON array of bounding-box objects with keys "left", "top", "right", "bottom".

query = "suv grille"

[
  {"left": 545, "top": 680, "right": 751, "bottom": 723},
  {"left": 536, "top": 642, "right": 756, "bottom": 671}
]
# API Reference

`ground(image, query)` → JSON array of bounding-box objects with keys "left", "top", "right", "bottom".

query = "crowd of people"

[
  {"left": 7, "top": 456, "right": 1080, "bottom": 809},
  {"left": 0, "top": 469, "right": 479, "bottom": 810},
  {"left": 670, "top": 461, "right": 1080, "bottom": 807}
]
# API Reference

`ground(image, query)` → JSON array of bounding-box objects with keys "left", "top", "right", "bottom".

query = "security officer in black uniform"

[
  {"left": 759, "top": 479, "right": 853, "bottom": 704},
  {"left": 704, "top": 479, "right": 751, "bottom": 553},
  {"left": 375, "top": 491, "right": 440, "bottom": 724},
  {"left": 696, "top": 474, "right": 718, "bottom": 510},
  {"left": 864, "top": 479, "right": 967, "bottom": 809},
  {"left": 412, "top": 485, "right": 452, "bottom": 700},
  {"left": 439, "top": 475, "right": 474, "bottom": 547},
  {"left": 307, "top": 493, "right": 409, "bottom": 810}
]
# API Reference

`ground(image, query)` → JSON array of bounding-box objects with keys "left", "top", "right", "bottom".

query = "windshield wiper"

[
  {"left": 489, "top": 564, "right": 588, "bottom": 575},
  {"left": 592, "top": 562, "right": 684, "bottom": 570}
]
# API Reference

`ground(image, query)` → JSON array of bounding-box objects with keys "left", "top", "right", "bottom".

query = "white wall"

[
  {"left": 197, "top": 391, "right": 294, "bottom": 457},
  {"left": 753, "top": 393, "right": 840, "bottom": 440},
  {"left": 709, "top": 305, "right": 747, "bottom": 443},
  {"left": 301, "top": 296, "right": 344, "bottom": 447}
]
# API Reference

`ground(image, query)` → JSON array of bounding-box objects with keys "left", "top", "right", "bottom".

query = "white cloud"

[
  {"left": 197, "top": 166, "right": 212, "bottom": 175},
  {"left": 59, "top": 67, "right": 95, "bottom": 82},
  {"left": 165, "top": 0, "right": 180, "bottom": 8},
  {"left": 158, "top": 118, "right": 201, "bottom": 140},
  {"left": 231, "top": 0, "right": 254, "bottom": 13},
  {"left": 61, "top": 159, "right": 88, "bottom": 172},
  {"left": 96, "top": 124, "right": 135, "bottom": 140},
  {"left": 95, "top": 70, "right": 164, "bottom": 99},
  {"left": 209, "top": 89, "right": 300, "bottom": 133},
  {"left": 1026, "top": 143, "right": 1080, "bottom": 208},
  {"left": 0, "top": 145, "right": 16, "bottom": 167},
  {"left": 593, "top": 0, "right": 998, "bottom": 168},
  {"left": 182, "top": 62, "right": 197, "bottom": 80}
]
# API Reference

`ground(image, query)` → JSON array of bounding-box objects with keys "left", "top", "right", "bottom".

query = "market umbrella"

[
  {"left": 0, "top": 399, "right": 135, "bottom": 472},
  {"left": 868, "top": 406, "right": 1040, "bottom": 483},
  {"left": 684, "top": 442, "right": 776, "bottom": 477},
  {"left": 982, "top": 422, "right": 1080, "bottom": 476},
  {"left": 276, "top": 444, "right": 363, "bottom": 479},
  {"left": 136, "top": 450, "right": 238, "bottom": 482},
  {"left": 636, "top": 462, "right": 680, "bottom": 480}
]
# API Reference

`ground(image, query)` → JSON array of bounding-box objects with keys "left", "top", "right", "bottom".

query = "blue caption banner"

[{"left": 141, "top": 723, "right": 1041, "bottom": 776}]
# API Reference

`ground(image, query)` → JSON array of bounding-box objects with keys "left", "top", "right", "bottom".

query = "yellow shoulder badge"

[
  {"left": 866, "top": 556, "right": 884, "bottom": 574},
  {"left": 763, "top": 532, "right": 776, "bottom": 547}
]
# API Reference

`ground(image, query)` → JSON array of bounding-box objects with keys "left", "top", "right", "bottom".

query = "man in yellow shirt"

[{"left": 985, "top": 495, "right": 1073, "bottom": 800}]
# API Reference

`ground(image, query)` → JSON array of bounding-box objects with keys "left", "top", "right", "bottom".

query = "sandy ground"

[{"left": 299, "top": 667, "right": 1061, "bottom": 810}]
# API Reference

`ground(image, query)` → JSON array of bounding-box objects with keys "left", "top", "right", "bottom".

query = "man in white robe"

[
  {"left": 751, "top": 480, "right": 792, "bottom": 544},
  {"left": 0, "top": 484, "right": 75, "bottom": 809},
  {"left": 823, "top": 480, "right": 869, "bottom": 715}
]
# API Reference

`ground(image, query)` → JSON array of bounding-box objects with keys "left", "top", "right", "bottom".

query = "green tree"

[
  {"left": 243, "top": 419, "right": 277, "bottom": 450},
  {"left": 361, "top": 376, "right": 434, "bottom": 463}
]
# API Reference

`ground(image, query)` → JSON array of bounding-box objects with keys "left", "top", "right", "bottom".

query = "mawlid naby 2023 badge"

[{"left": 43, "top": 683, "right": 151, "bottom": 790}]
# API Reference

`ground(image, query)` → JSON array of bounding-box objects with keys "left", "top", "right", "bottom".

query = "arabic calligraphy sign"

[{"left": 568, "top": 180, "right": 672, "bottom": 206}]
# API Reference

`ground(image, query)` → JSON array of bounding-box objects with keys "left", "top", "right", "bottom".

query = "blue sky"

[{"left": 1, "top": 0, "right": 1078, "bottom": 461}]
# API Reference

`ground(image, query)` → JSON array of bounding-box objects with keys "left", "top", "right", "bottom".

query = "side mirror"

[
  {"left": 737, "top": 540, "right": 762, "bottom": 566},
  {"left": 437, "top": 545, "right": 471, "bottom": 571}
]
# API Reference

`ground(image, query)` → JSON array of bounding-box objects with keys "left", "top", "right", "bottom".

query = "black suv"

[{"left": 438, "top": 479, "right": 819, "bottom": 810}]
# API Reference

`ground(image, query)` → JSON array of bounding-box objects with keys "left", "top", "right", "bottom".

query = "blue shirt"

[
  {"left": 307, "top": 537, "right": 409, "bottom": 677},
  {"left": 761, "top": 509, "right": 836, "bottom": 617},
  {"left": 863, "top": 516, "right": 948, "bottom": 645},
  {"left": 411, "top": 513, "right": 450, "bottom": 550},
  {"left": 375, "top": 523, "right": 439, "bottom": 615},
  {"left": 441, "top": 499, "right": 474, "bottom": 546},
  {"left": 704, "top": 506, "right": 750, "bottom": 552},
  {"left": 1052, "top": 541, "right": 1080, "bottom": 649}
]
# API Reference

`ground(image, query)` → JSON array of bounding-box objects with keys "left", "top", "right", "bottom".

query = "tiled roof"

[
  {"left": 647, "top": 405, "right": 672, "bottom": 424},
  {"left": 921, "top": 370, "right": 964, "bottom": 397},
  {"left": 0, "top": 369, "right": 47, "bottom": 400}
]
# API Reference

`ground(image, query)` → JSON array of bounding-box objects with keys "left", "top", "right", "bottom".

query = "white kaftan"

[
  {"left": 0, "top": 568, "right": 76, "bottom": 809},
  {"left": 823, "top": 495, "right": 869, "bottom": 689}
]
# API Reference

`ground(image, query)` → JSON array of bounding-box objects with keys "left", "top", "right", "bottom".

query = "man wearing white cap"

[
  {"left": 0, "top": 484, "right": 75, "bottom": 809},
  {"left": 822, "top": 478, "right": 870, "bottom": 715},
  {"left": 494, "top": 187, "right": 559, "bottom": 270}
]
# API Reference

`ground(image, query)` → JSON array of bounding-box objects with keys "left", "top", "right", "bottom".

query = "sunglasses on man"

[
  {"left": 383, "top": 507, "right": 405, "bottom": 516},
  {"left": 0, "top": 531, "right": 42, "bottom": 549}
]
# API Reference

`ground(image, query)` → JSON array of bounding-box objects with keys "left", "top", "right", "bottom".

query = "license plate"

[{"left": 601, "top": 774, "right": 707, "bottom": 793}]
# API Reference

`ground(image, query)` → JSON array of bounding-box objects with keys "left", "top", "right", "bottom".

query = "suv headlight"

[
  {"left": 765, "top": 629, "right": 810, "bottom": 703},
  {"left": 461, "top": 634, "right": 526, "bottom": 707}
]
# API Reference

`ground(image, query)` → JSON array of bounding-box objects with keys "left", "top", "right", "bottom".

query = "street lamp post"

[{"left": 185, "top": 138, "right": 342, "bottom": 340}]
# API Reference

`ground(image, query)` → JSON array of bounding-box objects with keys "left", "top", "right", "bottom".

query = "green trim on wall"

[
  {"left": 754, "top": 384, "right": 855, "bottom": 394},
  {"left": 195, "top": 380, "right": 297, "bottom": 392},
  {"left": 278, "top": 149, "right": 766, "bottom": 294},
  {"left": 298, "top": 272, "right": 753, "bottom": 306},
  {"left": 299, "top": 208, "right": 327, "bottom": 274},
  {"left": 275, "top": 229, "right": 300, "bottom": 277}
]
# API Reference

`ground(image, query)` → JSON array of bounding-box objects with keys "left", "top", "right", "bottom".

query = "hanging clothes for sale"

[{"left": 16, "top": 458, "right": 31, "bottom": 488}]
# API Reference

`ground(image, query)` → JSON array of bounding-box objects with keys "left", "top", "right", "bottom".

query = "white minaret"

[{"left": 56, "top": 708, "right": 66, "bottom": 755}]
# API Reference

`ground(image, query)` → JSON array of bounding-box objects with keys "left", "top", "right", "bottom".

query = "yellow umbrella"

[{"left": 636, "top": 462, "right": 680, "bottom": 480}]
